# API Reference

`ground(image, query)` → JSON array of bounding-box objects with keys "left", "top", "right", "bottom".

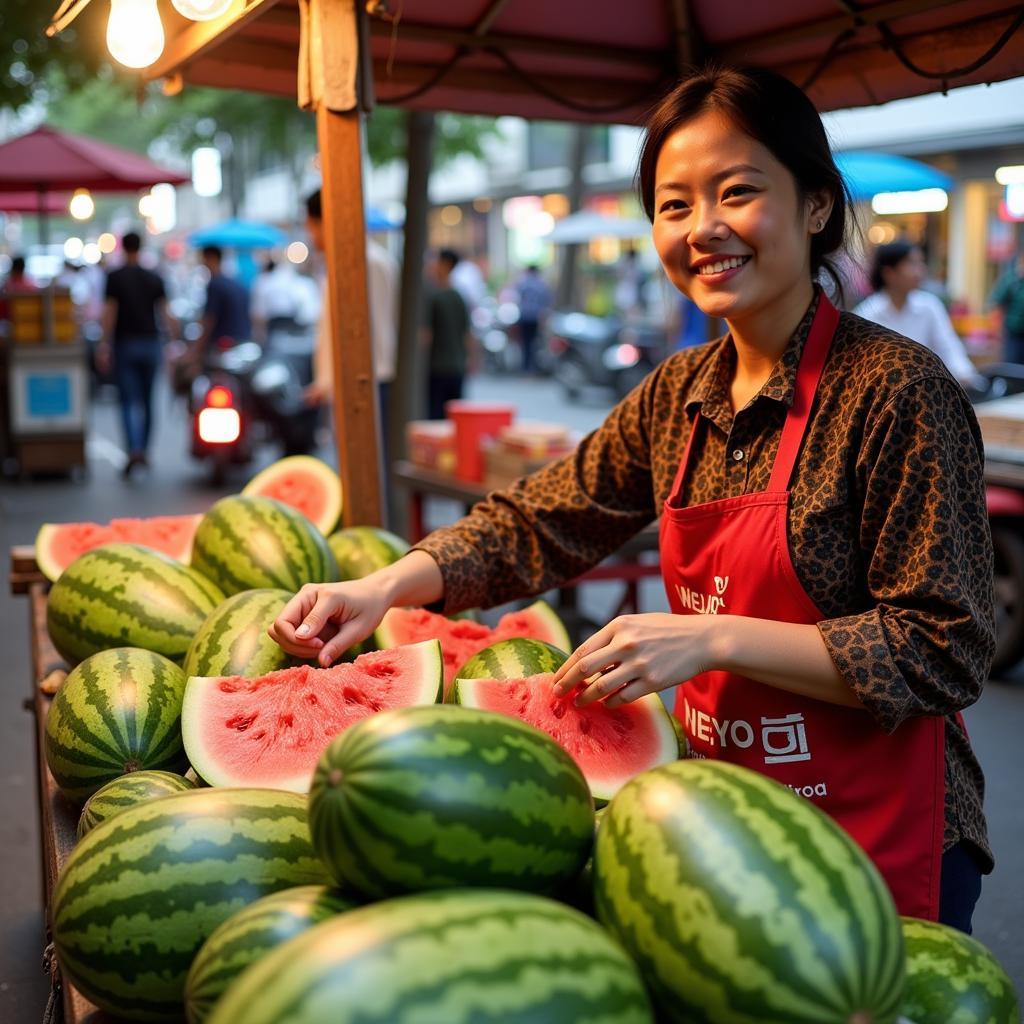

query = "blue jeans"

[
  {"left": 113, "top": 337, "right": 162, "bottom": 456},
  {"left": 939, "top": 841, "right": 985, "bottom": 934}
]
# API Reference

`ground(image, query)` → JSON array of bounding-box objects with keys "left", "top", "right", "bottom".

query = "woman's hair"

[
  {"left": 636, "top": 64, "right": 853, "bottom": 293},
  {"left": 869, "top": 240, "right": 917, "bottom": 292}
]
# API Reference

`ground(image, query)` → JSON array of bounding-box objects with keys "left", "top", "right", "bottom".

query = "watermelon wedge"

[
  {"left": 375, "top": 600, "right": 570, "bottom": 695},
  {"left": 182, "top": 640, "right": 443, "bottom": 792},
  {"left": 35, "top": 514, "right": 203, "bottom": 582},
  {"left": 242, "top": 456, "right": 342, "bottom": 536},
  {"left": 452, "top": 638, "right": 680, "bottom": 803}
]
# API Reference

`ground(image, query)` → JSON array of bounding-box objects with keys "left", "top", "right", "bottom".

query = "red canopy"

[
  {"left": 0, "top": 191, "right": 70, "bottom": 214},
  {"left": 0, "top": 124, "right": 188, "bottom": 193}
]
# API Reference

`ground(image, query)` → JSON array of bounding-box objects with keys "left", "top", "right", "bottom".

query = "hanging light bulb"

[
  {"left": 171, "top": 0, "right": 234, "bottom": 20},
  {"left": 106, "top": 0, "right": 165, "bottom": 69},
  {"left": 69, "top": 188, "right": 95, "bottom": 221}
]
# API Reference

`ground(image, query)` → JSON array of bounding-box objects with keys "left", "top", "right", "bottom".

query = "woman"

[
  {"left": 855, "top": 240, "right": 986, "bottom": 392},
  {"left": 271, "top": 66, "right": 994, "bottom": 931}
]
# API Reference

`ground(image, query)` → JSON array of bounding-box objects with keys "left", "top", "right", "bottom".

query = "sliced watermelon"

[
  {"left": 35, "top": 513, "right": 203, "bottom": 582},
  {"left": 452, "top": 671, "right": 680, "bottom": 803},
  {"left": 242, "top": 456, "right": 342, "bottom": 536},
  {"left": 375, "top": 600, "right": 570, "bottom": 695},
  {"left": 182, "top": 640, "right": 443, "bottom": 792}
]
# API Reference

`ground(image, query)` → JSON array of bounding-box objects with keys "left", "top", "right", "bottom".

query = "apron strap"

[{"left": 768, "top": 295, "right": 840, "bottom": 493}]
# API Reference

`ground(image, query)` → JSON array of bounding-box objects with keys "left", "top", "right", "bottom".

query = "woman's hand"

[
  {"left": 268, "top": 578, "right": 392, "bottom": 666},
  {"left": 551, "top": 613, "right": 718, "bottom": 708}
]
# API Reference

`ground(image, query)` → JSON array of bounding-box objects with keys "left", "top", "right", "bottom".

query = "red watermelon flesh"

[
  {"left": 241, "top": 456, "right": 342, "bottom": 536},
  {"left": 375, "top": 601, "right": 571, "bottom": 694},
  {"left": 181, "top": 640, "right": 443, "bottom": 792},
  {"left": 34, "top": 514, "right": 203, "bottom": 582},
  {"left": 452, "top": 673, "right": 680, "bottom": 803}
]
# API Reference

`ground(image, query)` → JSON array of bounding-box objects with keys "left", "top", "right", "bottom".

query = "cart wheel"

[{"left": 990, "top": 523, "right": 1024, "bottom": 677}]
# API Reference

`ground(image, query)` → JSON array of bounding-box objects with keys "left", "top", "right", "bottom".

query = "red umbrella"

[{"left": 0, "top": 191, "right": 70, "bottom": 214}]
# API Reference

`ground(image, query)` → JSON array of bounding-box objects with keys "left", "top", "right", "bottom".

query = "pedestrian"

[
  {"left": 854, "top": 240, "right": 986, "bottom": 392},
  {"left": 191, "top": 245, "right": 251, "bottom": 364},
  {"left": 989, "top": 248, "right": 1024, "bottom": 363},
  {"left": 513, "top": 264, "right": 552, "bottom": 374},
  {"left": 423, "top": 249, "right": 471, "bottom": 419},
  {"left": 251, "top": 257, "right": 307, "bottom": 342},
  {"left": 450, "top": 256, "right": 488, "bottom": 315},
  {"left": 98, "top": 231, "right": 177, "bottom": 477},
  {"left": 0, "top": 255, "right": 37, "bottom": 323},
  {"left": 613, "top": 248, "right": 647, "bottom": 316},
  {"left": 270, "top": 65, "right": 994, "bottom": 932}
]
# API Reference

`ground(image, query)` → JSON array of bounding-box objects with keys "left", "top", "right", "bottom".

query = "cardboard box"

[
  {"left": 407, "top": 420, "right": 457, "bottom": 474},
  {"left": 482, "top": 438, "right": 577, "bottom": 490},
  {"left": 976, "top": 394, "right": 1024, "bottom": 451}
]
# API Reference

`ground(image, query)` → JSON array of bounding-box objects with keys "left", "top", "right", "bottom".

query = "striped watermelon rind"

[
  {"left": 190, "top": 495, "right": 338, "bottom": 597},
  {"left": 206, "top": 889, "right": 654, "bottom": 1024},
  {"left": 45, "top": 648, "right": 190, "bottom": 803},
  {"left": 185, "top": 885, "right": 358, "bottom": 1024},
  {"left": 46, "top": 544, "right": 226, "bottom": 665},
  {"left": 308, "top": 704, "right": 595, "bottom": 899},
  {"left": 77, "top": 770, "right": 195, "bottom": 839},
  {"left": 183, "top": 588, "right": 295, "bottom": 679},
  {"left": 899, "top": 916, "right": 1019, "bottom": 1024},
  {"left": 53, "top": 787, "right": 329, "bottom": 1021},
  {"left": 242, "top": 455, "right": 343, "bottom": 536},
  {"left": 328, "top": 525, "right": 410, "bottom": 581},
  {"left": 453, "top": 635, "right": 568, "bottom": 680},
  {"left": 595, "top": 760, "right": 905, "bottom": 1024}
]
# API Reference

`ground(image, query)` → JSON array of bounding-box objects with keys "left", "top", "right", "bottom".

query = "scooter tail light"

[
  {"left": 198, "top": 407, "right": 241, "bottom": 444},
  {"left": 549, "top": 335, "right": 570, "bottom": 356},
  {"left": 206, "top": 385, "right": 234, "bottom": 409}
]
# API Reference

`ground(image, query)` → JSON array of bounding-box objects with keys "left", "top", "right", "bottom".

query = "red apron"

[{"left": 659, "top": 295, "right": 944, "bottom": 919}]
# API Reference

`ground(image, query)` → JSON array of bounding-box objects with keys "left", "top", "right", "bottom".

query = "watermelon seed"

[
  {"left": 279, "top": 713, "right": 294, "bottom": 728},
  {"left": 550, "top": 701, "right": 567, "bottom": 720},
  {"left": 579, "top": 719, "right": 592, "bottom": 735},
  {"left": 305, "top": 692, "right": 319, "bottom": 705},
  {"left": 218, "top": 679, "right": 243, "bottom": 694},
  {"left": 226, "top": 712, "right": 258, "bottom": 731}
]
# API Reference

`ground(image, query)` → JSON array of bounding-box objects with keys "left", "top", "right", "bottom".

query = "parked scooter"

[{"left": 547, "top": 311, "right": 669, "bottom": 400}]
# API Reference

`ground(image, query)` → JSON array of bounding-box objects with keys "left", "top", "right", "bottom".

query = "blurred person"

[
  {"left": 513, "top": 263, "right": 552, "bottom": 374},
  {"left": 98, "top": 231, "right": 177, "bottom": 477},
  {"left": 250, "top": 257, "right": 315, "bottom": 340},
  {"left": 613, "top": 248, "right": 647, "bottom": 316},
  {"left": 450, "top": 256, "right": 488, "bottom": 314},
  {"left": 0, "top": 255, "right": 38, "bottom": 324},
  {"left": 855, "top": 241, "right": 986, "bottom": 392},
  {"left": 303, "top": 189, "right": 399, "bottom": 461},
  {"left": 193, "top": 245, "right": 251, "bottom": 360},
  {"left": 423, "top": 248, "right": 470, "bottom": 418},
  {"left": 989, "top": 248, "right": 1024, "bottom": 364}
]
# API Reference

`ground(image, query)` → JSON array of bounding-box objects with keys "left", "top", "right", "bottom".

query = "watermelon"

[
  {"left": 183, "top": 588, "right": 294, "bottom": 679},
  {"left": 452, "top": 639, "right": 680, "bottom": 803},
  {"left": 185, "top": 885, "right": 358, "bottom": 1024},
  {"left": 328, "top": 525, "right": 410, "bottom": 580},
  {"left": 45, "top": 648, "right": 190, "bottom": 803},
  {"left": 242, "top": 455, "right": 342, "bottom": 536},
  {"left": 182, "top": 640, "right": 444, "bottom": 792},
  {"left": 375, "top": 599, "right": 570, "bottom": 692},
  {"left": 595, "top": 760, "right": 905, "bottom": 1024},
  {"left": 190, "top": 495, "right": 338, "bottom": 597},
  {"left": 308, "top": 704, "right": 594, "bottom": 899},
  {"left": 46, "top": 544, "right": 225, "bottom": 665},
  {"left": 899, "top": 917, "right": 1019, "bottom": 1023},
  {"left": 207, "top": 889, "right": 654, "bottom": 1024},
  {"left": 34, "top": 513, "right": 203, "bottom": 582},
  {"left": 77, "top": 770, "right": 194, "bottom": 839},
  {"left": 52, "top": 787, "right": 329, "bottom": 1021}
]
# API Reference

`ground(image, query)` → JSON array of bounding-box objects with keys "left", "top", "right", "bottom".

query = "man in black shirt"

[
  {"left": 100, "top": 232, "right": 175, "bottom": 477},
  {"left": 423, "top": 249, "right": 471, "bottom": 420}
]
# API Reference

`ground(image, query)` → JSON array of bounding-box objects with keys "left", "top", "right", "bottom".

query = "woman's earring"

[{"left": 816, "top": 219, "right": 824, "bottom": 230}]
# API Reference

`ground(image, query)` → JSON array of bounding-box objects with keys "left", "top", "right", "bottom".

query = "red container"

[{"left": 446, "top": 401, "right": 515, "bottom": 481}]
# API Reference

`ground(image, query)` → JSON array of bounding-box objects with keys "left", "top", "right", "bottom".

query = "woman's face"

[
  {"left": 651, "top": 110, "right": 830, "bottom": 325},
  {"left": 882, "top": 247, "right": 926, "bottom": 295}
]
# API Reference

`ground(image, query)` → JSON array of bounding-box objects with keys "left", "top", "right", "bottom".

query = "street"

[{"left": 1, "top": 369, "right": 1022, "bottom": 1020}]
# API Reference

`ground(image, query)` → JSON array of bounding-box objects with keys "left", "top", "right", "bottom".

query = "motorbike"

[
  {"left": 547, "top": 311, "right": 669, "bottom": 401},
  {"left": 471, "top": 296, "right": 521, "bottom": 374}
]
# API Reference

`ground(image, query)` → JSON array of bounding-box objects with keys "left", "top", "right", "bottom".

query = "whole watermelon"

[
  {"left": 595, "top": 760, "right": 906, "bottom": 1024},
  {"left": 308, "top": 704, "right": 595, "bottom": 899},
  {"left": 45, "top": 648, "right": 190, "bottom": 803},
  {"left": 47, "top": 543, "right": 225, "bottom": 664},
  {"left": 206, "top": 889, "right": 654, "bottom": 1024},
  {"left": 900, "top": 916, "right": 1019, "bottom": 1023},
  {"left": 183, "top": 588, "right": 294, "bottom": 678},
  {"left": 328, "top": 525, "right": 409, "bottom": 580},
  {"left": 53, "top": 788, "right": 329, "bottom": 1021},
  {"left": 185, "top": 885, "right": 358, "bottom": 1024},
  {"left": 77, "top": 770, "right": 194, "bottom": 838},
  {"left": 190, "top": 495, "right": 337, "bottom": 596}
]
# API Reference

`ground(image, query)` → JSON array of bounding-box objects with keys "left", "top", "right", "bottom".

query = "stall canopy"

[
  {"left": 189, "top": 218, "right": 288, "bottom": 249},
  {"left": 835, "top": 151, "right": 955, "bottom": 201},
  {"left": 0, "top": 191, "right": 70, "bottom": 215}
]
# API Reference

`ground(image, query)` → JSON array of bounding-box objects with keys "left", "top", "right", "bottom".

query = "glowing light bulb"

[
  {"left": 69, "top": 188, "right": 95, "bottom": 221},
  {"left": 106, "top": 0, "right": 165, "bottom": 70},
  {"left": 171, "top": 0, "right": 233, "bottom": 20}
]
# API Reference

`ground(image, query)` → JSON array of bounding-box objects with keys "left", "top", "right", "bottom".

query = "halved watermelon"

[
  {"left": 35, "top": 513, "right": 203, "bottom": 582},
  {"left": 452, "top": 638, "right": 680, "bottom": 803},
  {"left": 182, "top": 640, "right": 442, "bottom": 792},
  {"left": 375, "top": 600, "right": 570, "bottom": 695},
  {"left": 242, "top": 456, "right": 342, "bottom": 536}
]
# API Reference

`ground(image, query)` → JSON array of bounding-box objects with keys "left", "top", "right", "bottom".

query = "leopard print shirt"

[{"left": 414, "top": 295, "right": 996, "bottom": 867}]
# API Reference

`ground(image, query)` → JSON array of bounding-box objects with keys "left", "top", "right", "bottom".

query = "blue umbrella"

[
  {"left": 365, "top": 206, "right": 403, "bottom": 231},
  {"left": 189, "top": 217, "right": 288, "bottom": 249},
  {"left": 835, "top": 151, "right": 954, "bottom": 201}
]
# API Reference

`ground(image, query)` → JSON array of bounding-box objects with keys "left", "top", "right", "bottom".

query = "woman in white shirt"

[{"left": 855, "top": 241, "right": 986, "bottom": 392}]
